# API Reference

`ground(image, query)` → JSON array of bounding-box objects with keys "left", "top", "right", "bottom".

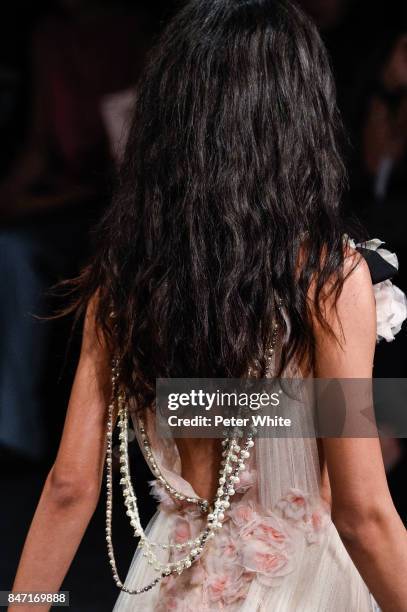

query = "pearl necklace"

[
  {"left": 105, "top": 381, "right": 254, "bottom": 593},
  {"left": 105, "top": 321, "right": 278, "bottom": 595}
]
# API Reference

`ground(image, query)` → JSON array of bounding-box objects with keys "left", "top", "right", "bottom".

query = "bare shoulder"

[
  {"left": 338, "top": 247, "right": 376, "bottom": 327},
  {"left": 313, "top": 247, "right": 376, "bottom": 378},
  {"left": 342, "top": 245, "right": 373, "bottom": 288}
]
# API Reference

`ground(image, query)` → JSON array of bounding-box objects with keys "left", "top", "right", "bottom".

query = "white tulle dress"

[{"left": 113, "top": 240, "right": 407, "bottom": 612}]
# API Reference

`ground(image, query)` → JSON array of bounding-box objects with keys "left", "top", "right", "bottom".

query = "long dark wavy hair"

[{"left": 68, "top": 0, "right": 353, "bottom": 407}]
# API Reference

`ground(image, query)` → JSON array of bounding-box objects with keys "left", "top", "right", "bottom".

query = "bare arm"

[
  {"left": 314, "top": 254, "right": 407, "bottom": 612},
  {"left": 9, "top": 297, "right": 112, "bottom": 611}
]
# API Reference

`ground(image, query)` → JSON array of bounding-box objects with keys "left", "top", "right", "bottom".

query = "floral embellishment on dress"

[
  {"left": 205, "top": 554, "right": 248, "bottom": 605},
  {"left": 304, "top": 507, "right": 331, "bottom": 544},
  {"left": 235, "top": 510, "right": 294, "bottom": 587},
  {"left": 156, "top": 578, "right": 204, "bottom": 612},
  {"left": 251, "top": 516, "right": 289, "bottom": 548},
  {"left": 240, "top": 539, "right": 293, "bottom": 587},
  {"left": 174, "top": 515, "right": 193, "bottom": 544},
  {"left": 275, "top": 488, "right": 330, "bottom": 545},
  {"left": 171, "top": 509, "right": 205, "bottom": 552},
  {"left": 230, "top": 499, "right": 259, "bottom": 530},
  {"left": 216, "top": 531, "right": 239, "bottom": 560},
  {"left": 345, "top": 236, "right": 407, "bottom": 342},
  {"left": 374, "top": 279, "right": 407, "bottom": 342},
  {"left": 145, "top": 418, "right": 331, "bottom": 609},
  {"left": 275, "top": 488, "right": 309, "bottom": 521},
  {"left": 156, "top": 485, "right": 331, "bottom": 610}
]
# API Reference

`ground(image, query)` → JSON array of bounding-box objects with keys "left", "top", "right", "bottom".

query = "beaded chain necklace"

[{"left": 105, "top": 321, "right": 278, "bottom": 595}]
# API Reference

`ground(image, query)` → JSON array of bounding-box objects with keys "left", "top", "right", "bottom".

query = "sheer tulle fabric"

[
  {"left": 113, "top": 272, "right": 406, "bottom": 611},
  {"left": 113, "top": 391, "right": 376, "bottom": 611}
]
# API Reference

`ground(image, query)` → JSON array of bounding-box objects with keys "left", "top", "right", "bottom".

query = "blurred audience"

[
  {"left": 353, "top": 31, "right": 407, "bottom": 204},
  {"left": 300, "top": 0, "right": 350, "bottom": 30},
  {"left": 0, "top": 0, "right": 147, "bottom": 461}
]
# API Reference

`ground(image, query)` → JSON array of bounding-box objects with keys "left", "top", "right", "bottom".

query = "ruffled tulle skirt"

[{"left": 113, "top": 508, "right": 376, "bottom": 612}]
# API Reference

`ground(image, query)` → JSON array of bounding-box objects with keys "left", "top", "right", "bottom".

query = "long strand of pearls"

[
  {"left": 105, "top": 361, "right": 161, "bottom": 593},
  {"left": 105, "top": 320, "right": 278, "bottom": 595},
  {"left": 119, "top": 400, "right": 254, "bottom": 554},
  {"left": 105, "top": 364, "right": 254, "bottom": 594}
]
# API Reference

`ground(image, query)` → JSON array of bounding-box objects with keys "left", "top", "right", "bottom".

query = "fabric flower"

[
  {"left": 173, "top": 516, "right": 192, "bottom": 544},
  {"left": 206, "top": 567, "right": 246, "bottom": 604},
  {"left": 275, "top": 490, "right": 330, "bottom": 544},
  {"left": 215, "top": 531, "right": 239, "bottom": 561},
  {"left": 157, "top": 587, "right": 202, "bottom": 612},
  {"left": 275, "top": 488, "right": 310, "bottom": 521},
  {"left": 251, "top": 515, "right": 289, "bottom": 550},
  {"left": 234, "top": 468, "right": 257, "bottom": 493},
  {"left": 159, "top": 565, "right": 207, "bottom": 610},
  {"left": 230, "top": 499, "right": 259, "bottom": 529},
  {"left": 374, "top": 280, "right": 407, "bottom": 342},
  {"left": 172, "top": 512, "right": 203, "bottom": 552},
  {"left": 205, "top": 547, "right": 248, "bottom": 605},
  {"left": 187, "top": 560, "right": 207, "bottom": 587},
  {"left": 240, "top": 539, "right": 293, "bottom": 587},
  {"left": 344, "top": 236, "right": 407, "bottom": 342},
  {"left": 221, "top": 500, "right": 294, "bottom": 589},
  {"left": 303, "top": 507, "right": 331, "bottom": 544}
]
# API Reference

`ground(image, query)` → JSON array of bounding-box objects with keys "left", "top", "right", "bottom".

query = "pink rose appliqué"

[
  {"left": 303, "top": 506, "right": 331, "bottom": 544},
  {"left": 251, "top": 515, "right": 289, "bottom": 550},
  {"left": 275, "top": 488, "right": 331, "bottom": 544},
  {"left": 205, "top": 544, "right": 249, "bottom": 605},
  {"left": 216, "top": 530, "right": 239, "bottom": 561},
  {"left": 157, "top": 485, "right": 331, "bottom": 609},
  {"left": 174, "top": 516, "right": 191, "bottom": 544},
  {"left": 223, "top": 500, "right": 295, "bottom": 589},
  {"left": 240, "top": 538, "right": 293, "bottom": 587},
  {"left": 172, "top": 512, "right": 204, "bottom": 556},
  {"left": 157, "top": 584, "right": 203, "bottom": 612},
  {"left": 230, "top": 499, "right": 259, "bottom": 530},
  {"left": 275, "top": 488, "right": 310, "bottom": 521}
]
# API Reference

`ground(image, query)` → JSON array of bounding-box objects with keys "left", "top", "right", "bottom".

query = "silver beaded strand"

[
  {"left": 116, "top": 400, "right": 254, "bottom": 560},
  {"left": 104, "top": 321, "right": 278, "bottom": 594},
  {"left": 105, "top": 373, "right": 254, "bottom": 593}
]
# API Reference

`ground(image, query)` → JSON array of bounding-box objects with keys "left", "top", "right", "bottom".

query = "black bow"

[{"left": 356, "top": 247, "right": 398, "bottom": 285}]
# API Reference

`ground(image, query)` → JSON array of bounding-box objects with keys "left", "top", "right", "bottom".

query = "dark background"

[{"left": 0, "top": 1, "right": 406, "bottom": 610}]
